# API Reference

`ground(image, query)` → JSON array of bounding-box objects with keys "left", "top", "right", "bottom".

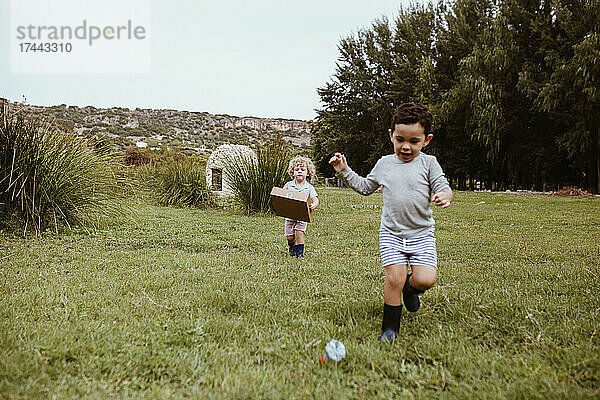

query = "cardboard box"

[{"left": 270, "top": 187, "right": 313, "bottom": 222}]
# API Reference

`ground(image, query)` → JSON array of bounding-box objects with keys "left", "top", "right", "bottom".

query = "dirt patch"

[{"left": 550, "top": 187, "right": 595, "bottom": 197}]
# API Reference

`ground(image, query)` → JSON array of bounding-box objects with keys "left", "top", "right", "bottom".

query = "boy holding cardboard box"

[{"left": 283, "top": 156, "right": 319, "bottom": 258}]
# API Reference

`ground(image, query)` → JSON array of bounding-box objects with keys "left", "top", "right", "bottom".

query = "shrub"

[
  {"left": 90, "top": 134, "right": 114, "bottom": 154},
  {"left": 124, "top": 146, "right": 150, "bottom": 166},
  {"left": 224, "top": 138, "right": 292, "bottom": 213},
  {"left": 0, "top": 106, "right": 124, "bottom": 233},
  {"left": 148, "top": 148, "right": 186, "bottom": 164},
  {"left": 141, "top": 157, "right": 214, "bottom": 208},
  {"left": 125, "top": 146, "right": 188, "bottom": 169}
]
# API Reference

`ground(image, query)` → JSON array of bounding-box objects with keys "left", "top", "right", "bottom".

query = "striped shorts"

[{"left": 379, "top": 229, "right": 438, "bottom": 268}]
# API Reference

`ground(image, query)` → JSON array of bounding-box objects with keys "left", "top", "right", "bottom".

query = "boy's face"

[
  {"left": 294, "top": 163, "right": 308, "bottom": 182},
  {"left": 389, "top": 123, "right": 433, "bottom": 163}
]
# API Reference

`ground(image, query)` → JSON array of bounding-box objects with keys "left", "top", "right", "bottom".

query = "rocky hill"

[{"left": 2, "top": 99, "right": 312, "bottom": 154}]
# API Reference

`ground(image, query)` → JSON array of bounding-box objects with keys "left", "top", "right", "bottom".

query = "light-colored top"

[
  {"left": 283, "top": 180, "right": 318, "bottom": 222},
  {"left": 337, "top": 153, "right": 450, "bottom": 238},
  {"left": 283, "top": 180, "right": 318, "bottom": 199}
]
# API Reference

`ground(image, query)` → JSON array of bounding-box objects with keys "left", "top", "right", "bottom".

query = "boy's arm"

[
  {"left": 309, "top": 185, "right": 319, "bottom": 210},
  {"left": 429, "top": 156, "right": 453, "bottom": 208},
  {"left": 329, "top": 152, "right": 379, "bottom": 195},
  {"left": 329, "top": 153, "right": 347, "bottom": 173},
  {"left": 432, "top": 189, "right": 453, "bottom": 208}
]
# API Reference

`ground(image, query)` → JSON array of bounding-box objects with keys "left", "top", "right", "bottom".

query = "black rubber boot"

[
  {"left": 288, "top": 240, "right": 296, "bottom": 256},
  {"left": 379, "top": 303, "right": 402, "bottom": 342},
  {"left": 293, "top": 244, "right": 304, "bottom": 258},
  {"left": 403, "top": 271, "right": 424, "bottom": 312}
]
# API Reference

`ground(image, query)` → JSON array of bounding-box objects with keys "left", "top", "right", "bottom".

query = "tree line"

[{"left": 311, "top": 0, "right": 599, "bottom": 192}]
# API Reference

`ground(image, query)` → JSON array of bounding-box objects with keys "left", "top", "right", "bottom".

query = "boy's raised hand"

[
  {"left": 328, "top": 152, "right": 348, "bottom": 173},
  {"left": 432, "top": 189, "right": 453, "bottom": 208}
]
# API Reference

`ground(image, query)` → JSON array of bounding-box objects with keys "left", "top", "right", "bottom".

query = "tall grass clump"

[
  {"left": 141, "top": 156, "right": 214, "bottom": 207},
  {"left": 224, "top": 138, "right": 291, "bottom": 213},
  {"left": 0, "top": 105, "right": 124, "bottom": 233}
]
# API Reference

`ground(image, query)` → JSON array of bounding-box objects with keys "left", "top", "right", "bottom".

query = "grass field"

[{"left": 1, "top": 189, "right": 599, "bottom": 399}]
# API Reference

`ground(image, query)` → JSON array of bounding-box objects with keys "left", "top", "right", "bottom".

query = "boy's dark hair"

[{"left": 390, "top": 103, "right": 432, "bottom": 134}]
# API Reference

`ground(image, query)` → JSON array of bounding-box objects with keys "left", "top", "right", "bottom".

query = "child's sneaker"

[
  {"left": 402, "top": 271, "right": 424, "bottom": 312},
  {"left": 378, "top": 329, "right": 396, "bottom": 342}
]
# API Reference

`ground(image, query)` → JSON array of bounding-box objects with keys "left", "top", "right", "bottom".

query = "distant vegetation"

[
  {"left": 0, "top": 103, "right": 305, "bottom": 233},
  {"left": 3, "top": 100, "right": 311, "bottom": 155},
  {"left": 313, "top": 0, "right": 599, "bottom": 193},
  {"left": 123, "top": 146, "right": 186, "bottom": 166}
]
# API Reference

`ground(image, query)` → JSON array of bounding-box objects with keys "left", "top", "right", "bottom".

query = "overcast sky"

[{"left": 1, "top": 0, "right": 417, "bottom": 120}]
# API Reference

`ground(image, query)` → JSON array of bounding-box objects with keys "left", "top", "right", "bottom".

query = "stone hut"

[{"left": 206, "top": 144, "right": 256, "bottom": 196}]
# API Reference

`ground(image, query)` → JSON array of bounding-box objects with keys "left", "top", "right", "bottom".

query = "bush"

[
  {"left": 124, "top": 146, "right": 187, "bottom": 166},
  {"left": 0, "top": 106, "right": 124, "bottom": 233},
  {"left": 224, "top": 138, "right": 292, "bottom": 213},
  {"left": 124, "top": 146, "right": 150, "bottom": 166},
  {"left": 141, "top": 157, "right": 214, "bottom": 208},
  {"left": 148, "top": 148, "right": 186, "bottom": 164}
]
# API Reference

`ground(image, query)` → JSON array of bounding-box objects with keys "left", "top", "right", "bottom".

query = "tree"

[
  {"left": 536, "top": 0, "right": 600, "bottom": 192},
  {"left": 312, "top": 3, "right": 438, "bottom": 176},
  {"left": 433, "top": 0, "right": 496, "bottom": 189},
  {"left": 313, "top": 0, "right": 599, "bottom": 191},
  {"left": 440, "top": 0, "right": 585, "bottom": 190}
]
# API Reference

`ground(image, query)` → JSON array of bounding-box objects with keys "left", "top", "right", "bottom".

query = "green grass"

[{"left": 1, "top": 190, "right": 599, "bottom": 399}]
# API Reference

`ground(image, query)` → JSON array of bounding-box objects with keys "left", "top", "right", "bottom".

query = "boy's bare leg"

[
  {"left": 287, "top": 234, "right": 295, "bottom": 256},
  {"left": 409, "top": 265, "right": 437, "bottom": 290},
  {"left": 380, "top": 264, "right": 407, "bottom": 341},
  {"left": 383, "top": 264, "right": 408, "bottom": 306},
  {"left": 294, "top": 230, "right": 305, "bottom": 245}
]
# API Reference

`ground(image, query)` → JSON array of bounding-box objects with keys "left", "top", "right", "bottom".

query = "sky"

[{"left": 1, "top": 0, "right": 416, "bottom": 120}]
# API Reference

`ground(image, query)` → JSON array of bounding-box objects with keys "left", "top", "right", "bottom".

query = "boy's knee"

[
  {"left": 386, "top": 272, "right": 406, "bottom": 291},
  {"left": 416, "top": 278, "right": 436, "bottom": 290},
  {"left": 410, "top": 271, "right": 437, "bottom": 290}
]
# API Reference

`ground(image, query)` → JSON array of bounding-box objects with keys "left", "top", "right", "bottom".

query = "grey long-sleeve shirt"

[{"left": 337, "top": 153, "right": 450, "bottom": 238}]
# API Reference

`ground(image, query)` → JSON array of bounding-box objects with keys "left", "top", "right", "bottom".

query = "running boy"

[
  {"left": 329, "top": 103, "right": 453, "bottom": 342},
  {"left": 284, "top": 156, "right": 319, "bottom": 258}
]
